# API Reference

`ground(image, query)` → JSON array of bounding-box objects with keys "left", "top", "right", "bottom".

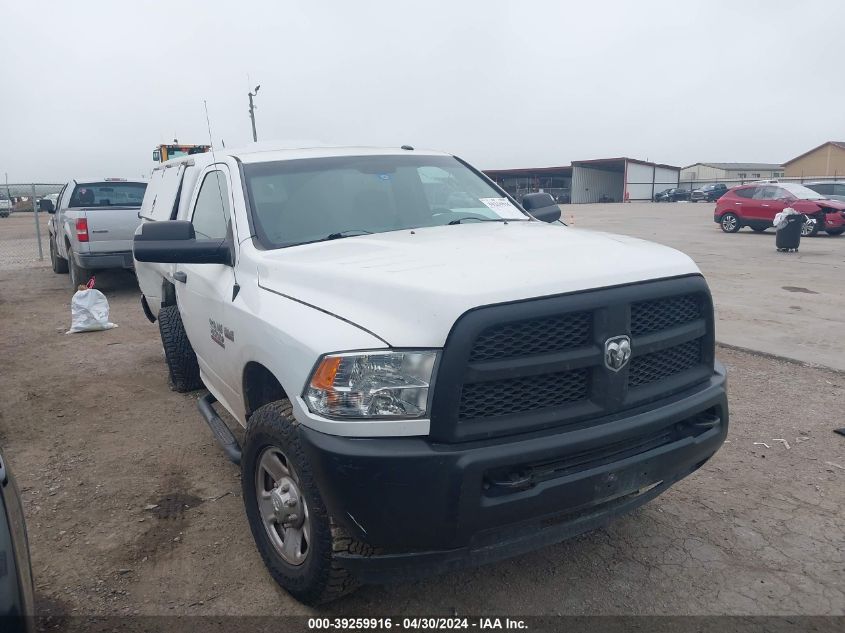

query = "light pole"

[{"left": 248, "top": 84, "right": 260, "bottom": 142}]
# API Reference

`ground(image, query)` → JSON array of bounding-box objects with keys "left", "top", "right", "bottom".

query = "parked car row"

[
  {"left": 654, "top": 183, "right": 729, "bottom": 203},
  {"left": 713, "top": 182, "right": 845, "bottom": 236}
]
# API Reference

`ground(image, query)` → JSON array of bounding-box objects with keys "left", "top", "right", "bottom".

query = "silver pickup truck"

[{"left": 44, "top": 178, "right": 147, "bottom": 286}]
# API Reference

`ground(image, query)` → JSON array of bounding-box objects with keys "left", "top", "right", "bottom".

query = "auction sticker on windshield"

[{"left": 478, "top": 197, "right": 524, "bottom": 218}]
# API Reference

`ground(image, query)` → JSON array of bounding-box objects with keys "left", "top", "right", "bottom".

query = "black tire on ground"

[
  {"left": 242, "top": 400, "right": 370, "bottom": 605},
  {"left": 157, "top": 305, "right": 203, "bottom": 392},
  {"left": 720, "top": 212, "right": 741, "bottom": 233},
  {"left": 68, "top": 251, "right": 90, "bottom": 288},
  {"left": 801, "top": 217, "right": 820, "bottom": 237},
  {"left": 751, "top": 226, "right": 768, "bottom": 233},
  {"left": 50, "top": 236, "right": 68, "bottom": 274},
  {"left": 826, "top": 228, "right": 844, "bottom": 236}
]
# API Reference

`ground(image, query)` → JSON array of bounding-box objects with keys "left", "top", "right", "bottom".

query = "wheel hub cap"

[{"left": 255, "top": 447, "right": 310, "bottom": 566}]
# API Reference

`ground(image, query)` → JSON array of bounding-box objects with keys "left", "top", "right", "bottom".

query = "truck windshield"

[
  {"left": 69, "top": 182, "right": 147, "bottom": 207},
  {"left": 242, "top": 155, "right": 528, "bottom": 248}
]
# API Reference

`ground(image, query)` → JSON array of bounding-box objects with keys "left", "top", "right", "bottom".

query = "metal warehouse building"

[
  {"left": 571, "top": 158, "right": 679, "bottom": 203},
  {"left": 486, "top": 157, "right": 680, "bottom": 204}
]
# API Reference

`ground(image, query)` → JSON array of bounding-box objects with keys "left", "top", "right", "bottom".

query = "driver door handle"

[{"left": 173, "top": 271, "right": 187, "bottom": 283}]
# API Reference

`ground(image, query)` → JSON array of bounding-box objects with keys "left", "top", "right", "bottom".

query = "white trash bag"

[
  {"left": 773, "top": 207, "right": 802, "bottom": 229},
  {"left": 67, "top": 287, "right": 118, "bottom": 334}
]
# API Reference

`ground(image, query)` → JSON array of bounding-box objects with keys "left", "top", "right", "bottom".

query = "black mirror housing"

[
  {"left": 521, "top": 192, "right": 561, "bottom": 223},
  {"left": 38, "top": 199, "right": 55, "bottom": 213},
  {"left": 133, "top": 220, "right": 232, "bottom": 265}
]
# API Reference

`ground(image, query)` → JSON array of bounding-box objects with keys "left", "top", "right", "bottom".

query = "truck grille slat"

[
  {"left": 631, "top": 294, "right": 701, "bottom": 336},
  {"left": 458, "top": 369, "right": 588, "bottom": 421},
  {"left": 628, "top": 339, "right": 702, "bottom": 388},
  {"left": 469, "top": 311, "right": 592, "bottom": 362}
]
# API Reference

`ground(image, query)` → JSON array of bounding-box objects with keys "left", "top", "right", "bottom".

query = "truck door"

[{"left": 175, "top": 165, "right": 240, "bottom": 413}]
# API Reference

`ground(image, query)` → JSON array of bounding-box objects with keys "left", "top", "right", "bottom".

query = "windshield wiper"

[
  {"left": 447, "top": 217, "right": 513, "bottom": 225},
  {"left": 324, "top": 229, "right": 374, "bottom": 240}
]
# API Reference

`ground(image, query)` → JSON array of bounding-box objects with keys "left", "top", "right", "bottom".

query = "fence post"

[{"left": 31, "top": 184, "right": 43, "bottom": 260}]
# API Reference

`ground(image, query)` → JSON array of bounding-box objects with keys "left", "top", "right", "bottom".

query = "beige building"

[
  {"left": 680, "top": 162, "right": 783, "bottom": 185},
  {"left": 784, "top": 141, "right": 845, "bottom": 178}
]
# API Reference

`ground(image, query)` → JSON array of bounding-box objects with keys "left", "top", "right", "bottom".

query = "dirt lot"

[{"left": 0, "top": 209, "right": 843, "bottom": 619}]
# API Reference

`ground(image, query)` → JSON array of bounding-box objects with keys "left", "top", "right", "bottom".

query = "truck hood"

[{"left": 255, "top": 221, "right": 701, "bottom": 347}]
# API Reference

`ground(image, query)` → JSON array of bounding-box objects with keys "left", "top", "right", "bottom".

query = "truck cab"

[{"left": 133, "top": 144, "right": 728, "bottom": 605}]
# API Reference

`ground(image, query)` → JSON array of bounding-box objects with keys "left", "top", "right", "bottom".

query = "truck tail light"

[{"left": 76, "top": 218, "right": 89, "bottom": 242}]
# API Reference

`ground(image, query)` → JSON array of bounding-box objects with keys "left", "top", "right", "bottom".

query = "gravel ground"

[{"left": 0, "top": 262, "right": 842, "bottom": 620}]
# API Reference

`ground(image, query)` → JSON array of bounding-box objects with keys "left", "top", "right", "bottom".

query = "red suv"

[{"left": 714, "top": 182, "right": 845, "bottom": 236}]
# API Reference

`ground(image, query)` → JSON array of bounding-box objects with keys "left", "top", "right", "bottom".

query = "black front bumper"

[{"left": 299, "top": 365, "right": 728, "bottom": 582}]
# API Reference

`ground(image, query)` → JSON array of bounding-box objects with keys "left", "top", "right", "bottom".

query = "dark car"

[
  {"left": 654, "top": 188, "right": 690, "bottom": 202},
  {"left": 690, "top": 183, "right": 728, "bottom": 202},
  {"left": 0, "top": 447, "right": 34, "bottom": 632},
  {"left": 803, "top": 181, "right": 845, "bottom": 202}
]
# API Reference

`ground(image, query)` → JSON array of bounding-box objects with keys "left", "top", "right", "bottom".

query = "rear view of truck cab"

[{"left": 132, "top": 144, "right": 728, "bottom": 605}]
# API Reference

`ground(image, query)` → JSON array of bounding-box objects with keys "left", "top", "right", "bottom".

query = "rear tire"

[
  {"left": 157, "top": 305, "right": 203, "bottom": 392},
  {"left": 242, "top": 400, "right": 367, "bottom": 605},
  {"left": 825, "top": 228, "right": 844, "bottom": 236},
  {"left": 751, "top": 226, "right": 768, "bottom": 233},
  {"left": 720, "top": 212, "right": 741, "bottom": 233},
  {"left": 50, "top": 236, "right": 68, "bottom": 274},
  {"left": 68, "top": 251, "right": 90, "bottom": 288}
]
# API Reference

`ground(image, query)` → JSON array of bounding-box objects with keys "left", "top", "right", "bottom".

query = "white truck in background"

[
  {"left": 44, "top": 178, "right": 147, "bottom": 286},
  {"left": 132, "top": 143, "right": 728, "bottom": 605}
]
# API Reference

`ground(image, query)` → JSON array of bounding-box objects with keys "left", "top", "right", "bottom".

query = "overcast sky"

[{"left": 2, "top": 0, "right": 843, "bottom": 182}]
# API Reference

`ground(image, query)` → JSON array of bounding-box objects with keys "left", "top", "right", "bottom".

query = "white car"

[
  {"left": 0, "top": 197, "right": 11, "bottom": 217},
  {"left": 133, "top": 144, "right": 728, "bottom": 604}
]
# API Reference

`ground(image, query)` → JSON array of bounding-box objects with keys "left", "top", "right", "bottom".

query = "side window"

[
  {"left": 191, "top": 170, "right": 230, "bottom": 239},
  {"left": 734, "top": 187, "right": 757, "bottom": 199},
  {"left": 753, "top": 186, "right": 780, "bottom": 200},
  {"left": 833, "top": 184, "right": 845, "bottom": 197},
  {"left": 811, "top": 183, "right": 832, "bottom": 196}
]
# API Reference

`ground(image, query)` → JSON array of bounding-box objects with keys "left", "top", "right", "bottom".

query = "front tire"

[
  {"left": 751, "top": 226, "right": 768, "bottom": 233},
  {"left": 242, "top": 400, "right": 366, "bottom": 605},
  {"left": 720, "top": 212, "right": 741, "bottom": 233},
  {"left": 826, "top": 228, "right": 844, "bottom": 236},
  {"left": 157, "top": 305, "right": 203, "bottom": 392},
  {"left": 801, "top": 217, "right": 820, "bottom": 237},
  {"left": 50, "top": 237, "right": 68, "bottom": 274}
]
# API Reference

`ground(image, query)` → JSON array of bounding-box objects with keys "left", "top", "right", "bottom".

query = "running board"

[{"left": 197, "top": 393, "right": 242, "bottom": 465}]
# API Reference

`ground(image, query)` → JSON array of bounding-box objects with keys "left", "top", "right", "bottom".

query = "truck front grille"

[{"left": 430, "top": 277, "right": 715, "bottom": 442}]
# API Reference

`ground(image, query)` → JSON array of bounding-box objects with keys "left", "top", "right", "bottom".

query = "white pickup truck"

[
  {"left": 133, "top": 144, "right": 728, "bottom": 605},
  {"left": 44, "top": 178, "right": 147, "bottom": 286}
]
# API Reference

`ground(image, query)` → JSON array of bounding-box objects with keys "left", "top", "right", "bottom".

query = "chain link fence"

[{"left": 0, "top": 183, "right": 64, "bottom": 269}]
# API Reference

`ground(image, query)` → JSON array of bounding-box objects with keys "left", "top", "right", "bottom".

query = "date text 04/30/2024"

[{"left": 307, "top": 618, "right": 528, "bottom": 630}]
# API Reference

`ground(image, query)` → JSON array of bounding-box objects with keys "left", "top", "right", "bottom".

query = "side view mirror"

[
  {"left": 38, "top": 199, "right": 55, "bottom": 214},
  {"left": 152, "top": 149, "right": 161, "bottom": 162},
  {"left": 133, "top": 220, "right": 232, "bottom": 265},
  {"left": 521, "top": 192, "right": 561, "bottom": 223}
]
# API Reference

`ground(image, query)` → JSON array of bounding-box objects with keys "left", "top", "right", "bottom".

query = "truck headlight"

[{"left": 305, "top": 351, "right": 437, "bottom": 419}]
